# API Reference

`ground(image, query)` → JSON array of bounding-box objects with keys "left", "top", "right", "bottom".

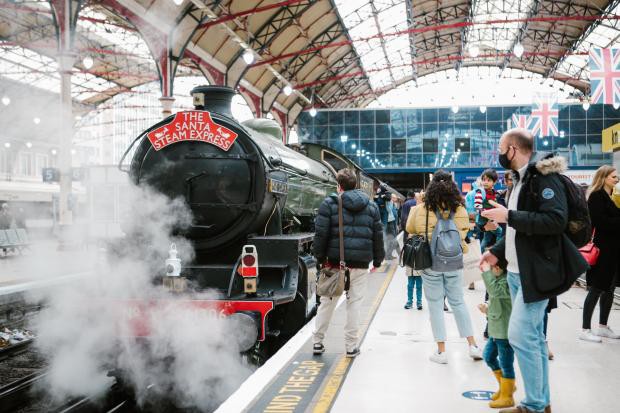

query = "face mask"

[{"left": 498, "top": 146, "right": 514, "bottom": 170}]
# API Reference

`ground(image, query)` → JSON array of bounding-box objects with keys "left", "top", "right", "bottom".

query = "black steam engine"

[{"left": 123, "top": 85, "right": 384, "bottom": 359}]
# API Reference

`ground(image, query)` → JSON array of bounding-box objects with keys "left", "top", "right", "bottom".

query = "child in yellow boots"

[{"left": 479, "top": 259, "right": 515, "bottom": 409}]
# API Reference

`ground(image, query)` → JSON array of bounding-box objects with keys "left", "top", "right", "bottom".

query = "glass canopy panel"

[
  {"left": 335, "top": 0, "right": 412, "bottom": 90},
  {"left": 464, "top": 0, "right": 535, "bottom": 56},
  {"left": 555, "top": 4, "right": 620, "bottom": 82},
  {"left": 0, "top": 45, "right": 117, "bottom": 101}
]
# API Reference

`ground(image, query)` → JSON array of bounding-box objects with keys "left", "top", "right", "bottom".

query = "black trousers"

[{"left": 582, "top": 285, "right": 616, "bottom": 330}]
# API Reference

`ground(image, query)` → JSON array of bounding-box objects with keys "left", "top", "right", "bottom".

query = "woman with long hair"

[
  {"left": 580, "top": 165, "right": 620, "bottom": 342},
  {"left": 406, "top": 170, "right": 483, "bottom": 363}
]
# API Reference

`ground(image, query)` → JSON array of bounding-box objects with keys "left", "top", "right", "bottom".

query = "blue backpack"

[{"left": 430, "top": 210, "right": 464, "bottom": 272}]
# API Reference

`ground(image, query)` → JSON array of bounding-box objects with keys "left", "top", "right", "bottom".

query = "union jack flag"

[
  {"left": 511, "top": 114, "right": 530, "bottom": 129},
  {"left": 589, "top": 47, "right": 620, "bottom": 105},
  {"left": 530, "top": 94, "right": 559, "bottom": 137}
]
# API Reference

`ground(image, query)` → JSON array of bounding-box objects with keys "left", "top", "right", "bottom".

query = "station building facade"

[{"left": 296, "top": 104, "right": 616, "bottom": 180}]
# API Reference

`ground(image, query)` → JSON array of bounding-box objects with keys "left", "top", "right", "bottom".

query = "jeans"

[
  {"left": 313, "top": 269, "right": 367, "bottom": 352},
  {"left": 507, "top": 272, "right": 549, "bottom": 412},
  {"left": 483, "top": 338, "right": 515, "bottom": 379},
  {"left": 422, "top": 269, "right": 474, "bottom": 342},
  {"left": 406, "top": 275, "right": 423, "bottom": 306}
]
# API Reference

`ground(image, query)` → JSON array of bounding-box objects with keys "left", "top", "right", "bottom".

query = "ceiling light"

[
  {"left": 469, "top": 45, "right": 480, "bottom": 58},
  {"left": 582, "top": 101, "right": 590, "bottom": 111},
  {"left": 513, "top": 42, "right": 524, "bottom": 58},
  {"left": 25, "top": 142, "right": 32, "bottom": 148},
  {"left": 451, "top": 104, "right": 459, "bottom": 113},
  {"left": 614, "top": 101, "right": 620, "bottom": 110},
  {"left": 33, "top": 117, "right": 40, "bottom": 124},
  {"left": 480, "top": 105, "right": 487, "bottom": 114},
  {"left": 242, "top": 50, "right": 255, "bottom": 65},
  {"left": 283, "top": 85, "right": 293, "bottom": 96},
  {"left": 4, "top": 142, "right": 10, "bottom": 149},
  {"left": 351, "top": 143, "right": 356, "bottom": 149},
  {"left": 340, "top": 134, "right": 348, "bottom": 143},
  {"left": 1, "top": 96, "right": 10, "bottom": 106},
  {"left": 75, "top": 115, "right": 82, "bottom": 121},
  {"left": 173, "top": 0, "right": 184, "bottom": 5},
  {"left": 51, "top": 149, "right": 57, "bottom": 155},
  {"left": 82, "top": 56, "right": 94, "bottom": 69},
  {"left": 71, "top": 149, "right": 77, "bottom": 155},
  {"left": 559, "top": 131, "right": 565, "bottom": 138},
  {"left": 309, "top": 107, "right": 317, "bottom": 117},
  {"left": 543, "top": 140, "right": 549, "bottom": 147}
]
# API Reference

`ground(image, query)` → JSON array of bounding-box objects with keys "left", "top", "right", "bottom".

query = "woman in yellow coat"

[{"left": 406, "top": 170, "right": 483, "bottom": 364}]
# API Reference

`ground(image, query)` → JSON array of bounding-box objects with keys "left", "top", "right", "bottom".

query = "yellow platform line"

[{"left": 311, "top": 263, "right": 398, "bottom": 413}]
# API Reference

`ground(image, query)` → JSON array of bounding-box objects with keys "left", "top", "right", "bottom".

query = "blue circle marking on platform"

[{"left": 462, "top": 390, "right": 494, "bottom": 401}]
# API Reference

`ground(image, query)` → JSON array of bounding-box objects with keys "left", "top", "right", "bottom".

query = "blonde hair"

[{"left": 587, "top": 165, "right": 616, "bottom": 199}]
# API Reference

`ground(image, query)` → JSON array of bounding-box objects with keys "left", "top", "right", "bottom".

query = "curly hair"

[{"left": 425, "top": 169, "right": 463, "bottom": 213}]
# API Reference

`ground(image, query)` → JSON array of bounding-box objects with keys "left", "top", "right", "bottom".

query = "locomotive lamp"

[
  {"left": 239, "top": 245, "right": 258, "bottom": 295},
  {"left": 163, "top": 243, "right": 187, "bottom": 292}
]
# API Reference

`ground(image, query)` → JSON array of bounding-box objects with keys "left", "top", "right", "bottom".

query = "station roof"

[{"left": 1, "top": 0, "right": 619, "bottom": 116}]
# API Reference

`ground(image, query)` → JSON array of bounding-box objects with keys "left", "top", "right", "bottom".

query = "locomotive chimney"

[{"left": 191, "top": 85, "right": 235, "bottom": 118}]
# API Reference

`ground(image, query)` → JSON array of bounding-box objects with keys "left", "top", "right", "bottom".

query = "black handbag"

[{"left": 400, "top": 208, "right": 433, "bottom": 270}]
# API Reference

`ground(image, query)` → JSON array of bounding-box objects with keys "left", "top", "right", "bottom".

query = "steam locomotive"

[{"left": 122, "top": 86, "right": 394, "bottom": 360}]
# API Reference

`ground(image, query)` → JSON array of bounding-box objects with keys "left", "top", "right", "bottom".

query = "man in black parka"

[
  {"left": 480, "top": 128, "right": 588, "bottom": 413},
  {"left": 312, "top": 168, "right": 384, "bottom": 358}
]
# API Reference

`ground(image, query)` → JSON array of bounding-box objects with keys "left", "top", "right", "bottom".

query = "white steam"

[{"left": 30, "top": 183, "right": 253, "bottom": 410}]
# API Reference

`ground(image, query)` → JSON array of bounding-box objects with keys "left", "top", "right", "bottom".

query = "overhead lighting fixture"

[
  {"left": 543, "top": 140, "right": 549, "bottom": 147},
  {"left": 242, "top": 50, "right": 255, "bottom": 65},
  {"left": 582, "top": 101, "right": 590, "bottom": 111},
  {"left": 33, "top": 117, "right": 40, "bottom": 124},
  {"left": 25, "top": 142, "right": 32, "bottom": 148},
  {"left": 51, "top": 149, "right": 57, "bottom": 155},
  {"left": 559, "top": 131, "right": 565, "bottom": 138},
  {"left": 614, "top": 101, "right": 620, "bottom": 110},
  {"left": 309, "top": 107, "right": 317, "bottom": 117},
  {"left": 513, "top": 42, "right": 524, "bottom": 58},
  {"left": 283, "top": 85, "right": 293, "bottom": 96},
  {"left": 75, "top": 115, "right": 82, "bottom": 121},
  {"left": 451, "top": 104, "right": 459, "bottom": 113},
  {"left": 351, "top": 143, "right": 357, "bottom": 149},
  {"left": 469, "top": 45, "right": 480, "bottom": 58},
  {"left": 71, "top": 149, "right": 77, "bottom": 155},
  {"left": 173, "top": 0, "right": 183, "bottom": 5},
  {"left": 340, "top": 134, "right": 348, "bottom": 143},
  {"left": 1, "top": 96, "right": 10, "bottom": 106},
  {"left": 4, "top": 142, "right": 10, "bottom": 149},
  {"left": 82, "top": 56, "right": 94, "bottom": 69},
  {"left": 480, "top": 105, "right": 487, "bottom": 114}
]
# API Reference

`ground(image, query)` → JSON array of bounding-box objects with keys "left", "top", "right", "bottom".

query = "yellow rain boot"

[
  {"left": 489, "top": 377, "right": 516, "bottom": 409},
  {"left": 491, "top": 370, "right": 502, "bottom": 400}
]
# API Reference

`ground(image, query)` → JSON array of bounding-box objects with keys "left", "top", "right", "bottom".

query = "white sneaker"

[
  {"left": 429, "top": 351, "right": 448, "bottom": 364},
  {"left": 469, "top": 345, "right": 483, "bottom": 360},
  {"left": 595, "top": 326, "right": 620, "bottom": 339},
  {"left": 579, "top": 329, "right": 602, "bottom": 343}
]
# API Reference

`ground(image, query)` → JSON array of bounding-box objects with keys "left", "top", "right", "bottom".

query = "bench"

[{"left": 0, "top": 229, "right": 30, "bottom": 255}]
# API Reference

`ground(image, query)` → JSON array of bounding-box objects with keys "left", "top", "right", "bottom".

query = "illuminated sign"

[
  {"left": 602, "top": 122, "right": 620, "bottom": 152},
  {"left": 147, "top": 110, "right": 238, "bottom": 151}
]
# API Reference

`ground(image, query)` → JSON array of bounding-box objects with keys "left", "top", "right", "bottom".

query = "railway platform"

[{"left": 217, "top": 260, "right": 620, "bottom": 413}]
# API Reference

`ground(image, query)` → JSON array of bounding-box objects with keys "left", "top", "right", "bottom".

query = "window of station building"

[
  {"left": 422, "top": 108, "right": 438, "bottom": 123},
  {"left": 423, "top": 138, "right": 438, "bottom": 153},
  {"left": 455, "top": 137, "right": 471, "bottom": 152},
  {"left": 376, "top": 139, "right": 390, "bottom": 154},
  {"left": 391, "top": 139, "right": 406, "bottom": 154},
  {"left": 18, "top": 152, "right": 34, "bottom": 177},
  {"left": 328, "top": 111, "right": 344, "bottom": 125},
  {"left": 314, "top": 111, "right": 328, "bottom": 125},
  {"left": 375, "top": 110, "right": 390, "bottom": 124},
  {"left": 360, "top": 110, "right": 374, "bottom": 124},
  {"left": 375, "top": 124, "right": 390, "bottom": 140},
  {"left": 345, "top": 111, "right": 359, "bottom": 125}
]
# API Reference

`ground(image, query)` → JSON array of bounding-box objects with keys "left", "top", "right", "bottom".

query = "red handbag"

[{"left": 578, "top": 230, "right": 600, "bottom": 266}]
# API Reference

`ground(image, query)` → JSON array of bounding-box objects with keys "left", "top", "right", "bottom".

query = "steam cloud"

[{"left": 29, "top": 183, "right": 253, "bottom": 411}]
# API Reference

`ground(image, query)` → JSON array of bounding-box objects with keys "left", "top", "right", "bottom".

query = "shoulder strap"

[
  {"left": 425, "top": 207, "right": 429, "bottom": 240},
  {"left": 338, "top": 194, "right": 345, "bottom": 269}
]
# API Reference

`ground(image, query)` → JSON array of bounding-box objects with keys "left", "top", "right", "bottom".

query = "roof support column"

[
  {"left": 273, "top": 109, "right": 288, "bottom": 144},
  {"left": 50, "top": 0, "right": 82, "bottom": 228},
  {"left": 239, "top": 86, "right": 262, "bottom": 118},
  {"left": 158, "top": 52, "right": 175, "bottom": 118}
]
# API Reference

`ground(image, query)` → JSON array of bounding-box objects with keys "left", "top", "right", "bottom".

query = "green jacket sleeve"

[{"left": 481, "top": 271, "right": 511, "bottom": 299}]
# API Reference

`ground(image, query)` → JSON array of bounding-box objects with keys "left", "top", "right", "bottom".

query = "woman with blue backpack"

[{"left": 406, "top": 170, "right": 483, "bottom": 364}]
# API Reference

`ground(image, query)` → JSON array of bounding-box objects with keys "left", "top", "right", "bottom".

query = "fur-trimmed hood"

[{"left": 534, "top": 154, "right": 568, "bottom": 176}]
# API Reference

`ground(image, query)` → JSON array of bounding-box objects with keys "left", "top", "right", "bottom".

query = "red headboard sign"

[{"left": 147, "top": 111, "right": 238, "bottom": 151}]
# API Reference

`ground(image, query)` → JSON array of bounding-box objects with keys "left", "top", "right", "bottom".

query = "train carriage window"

[{"left": 321, "top": 150, "right": 349, "bottom": 175}]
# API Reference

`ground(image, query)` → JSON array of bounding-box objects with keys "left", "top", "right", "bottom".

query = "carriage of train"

[{"left": 116, "top": 85, "right": 401, "bottom": 361}]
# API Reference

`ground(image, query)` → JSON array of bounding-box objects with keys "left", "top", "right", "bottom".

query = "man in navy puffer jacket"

[{"left": 312, "top": 168, "right": 384, "bottom": 357}]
